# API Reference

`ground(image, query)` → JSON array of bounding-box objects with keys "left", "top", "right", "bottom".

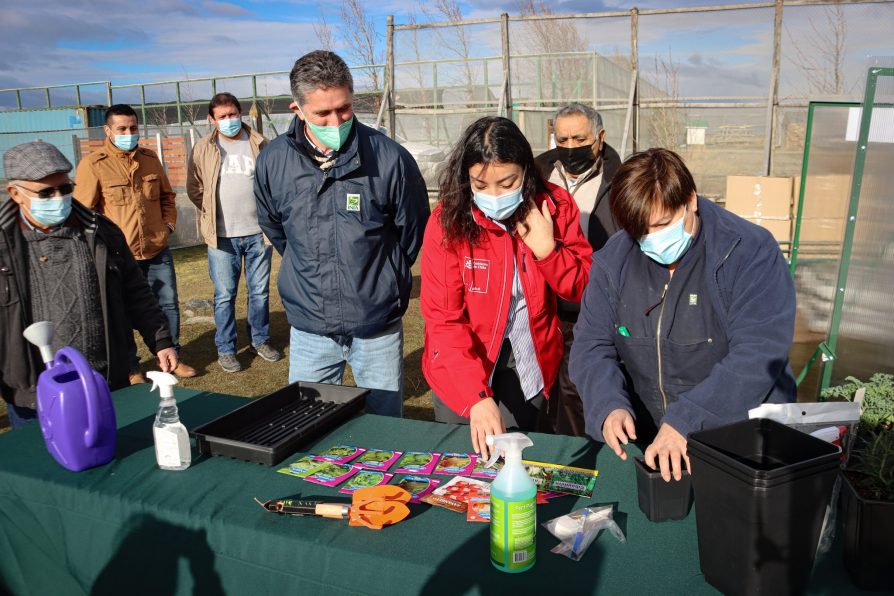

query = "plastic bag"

[{"left": 542, "top": 504, "right": 626, "bottom": 562}]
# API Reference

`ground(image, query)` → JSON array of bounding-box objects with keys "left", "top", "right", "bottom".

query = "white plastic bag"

[{"left": 542, "top": 504, "right": 626, "bottom": 562}]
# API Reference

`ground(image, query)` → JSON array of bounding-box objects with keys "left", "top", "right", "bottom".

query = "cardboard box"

[
  {"left": 725, "top": 176, "right": 793, "bottom": 219},
  {"left": 797, "top": 218, "right": 845, "bottom": 243},
  {"left": 793, "top": 174, "right": 851, "bottom": 219},
  {"left": 742, "top": 217, "right": 792, "bottom": 243}
]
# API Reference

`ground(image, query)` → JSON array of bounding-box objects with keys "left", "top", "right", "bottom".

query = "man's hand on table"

[
  {"left": 602, "top": 408, "right": 637, "bottom": 461},
  {"left": 469, "top": 398, "right": 506, "bottom": 461},
  {"left": 644, "top": 423, "right": 690, "bottom": 482}
]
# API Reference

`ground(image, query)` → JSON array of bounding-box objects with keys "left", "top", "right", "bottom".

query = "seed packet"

[
  {"left": 536, "top": 491, "right": 571, "bottom": 505},
  {"left": 467, "top": 497, "right": 491, "bottom": 523},
  {"left": 523, "top": 460, "right": 599, "bottom": 498},
  {"left": 395, "top": 475, "right": 441, "bottom": 502},
  {"left": 277, "top": 455, "right": 323, "bottom": 479},
  {"left": 353, "top": 448, "right": 403, "bottom": 471},
  {"left": 338, "top": 468, "right": 393, "bottom": 494},
  {"left": 394, "top": 451, "right": 441, "bottom": 475},
  {"left": 421, "top": 493, "right": 467, "bottom": 513},
  {"left": 303, "top": 462, "right": 359, "bottom": 487},
  {"left": 469, "top": 457, "right": 503, "bottom": 479},
  {"left": 432, "top": 476, "right": 491, "bottom": 503},
  {"left": 433, "top": 453, "right": 477, "bottom": 476},
  {"left": 313, "top": 445, "right": 366, "bottom": 465}
]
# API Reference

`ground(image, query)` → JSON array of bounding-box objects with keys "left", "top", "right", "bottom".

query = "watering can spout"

[{"left": 23, "top": 321, "right": 56, "bottom": 367}]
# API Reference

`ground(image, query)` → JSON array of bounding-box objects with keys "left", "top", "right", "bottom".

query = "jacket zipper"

[
  {"left": 655, "top": 281, "right": 670, "bottom": 413},
  {"left": 485, "top": 235, "right": 511, "bottom": 363}
]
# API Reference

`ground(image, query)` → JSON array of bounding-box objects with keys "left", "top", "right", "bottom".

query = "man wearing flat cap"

[{"left": 1, "top": 141, "right": 178, "bottom": 428}]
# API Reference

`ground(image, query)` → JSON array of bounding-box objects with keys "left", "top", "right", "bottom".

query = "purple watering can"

[{"left": 23, "top": 322, "right": 117, "bottom": 471}]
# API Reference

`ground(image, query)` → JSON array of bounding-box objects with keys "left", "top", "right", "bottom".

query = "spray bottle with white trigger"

[
  {"left": 485, "top": 432, "right": 536, "bottom": 573},
  {"left": 147, "top": 371, "right": 191, "bottom": 471}
]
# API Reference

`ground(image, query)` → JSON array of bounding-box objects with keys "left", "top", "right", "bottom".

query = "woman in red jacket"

[{"left": 421, "top": 117, "right": 592, "bottom": 459}]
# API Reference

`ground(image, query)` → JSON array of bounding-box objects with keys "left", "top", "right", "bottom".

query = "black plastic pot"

[
  {"left": 688, "top": 418, "right": 840, "bottom": 596},
  {"left": 840, "top": 471, "right": 894, "bottom": 591},
  {"left": 633, "top": 457, "right": 693, "bottom": 522}
]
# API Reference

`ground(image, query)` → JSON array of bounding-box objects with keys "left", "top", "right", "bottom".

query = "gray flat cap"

[{"left": 4, "top": 141, "right": 73, "bottom": 181}]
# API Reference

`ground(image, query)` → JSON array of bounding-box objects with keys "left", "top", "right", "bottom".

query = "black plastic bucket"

[
  {"left": 688, "top": 418, "right": 840, "bottom": 596},
  {"left": 634, "top": 457, "right": 693, "bottom": 522}
]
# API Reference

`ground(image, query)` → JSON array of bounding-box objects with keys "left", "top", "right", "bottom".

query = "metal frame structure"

[{"left": 791, "top": 68, "right": 894, "bottom": 390}]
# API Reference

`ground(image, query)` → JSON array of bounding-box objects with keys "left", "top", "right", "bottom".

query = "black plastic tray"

[{"left": 192, "top": 381, "right": 368, "bottom": 466}]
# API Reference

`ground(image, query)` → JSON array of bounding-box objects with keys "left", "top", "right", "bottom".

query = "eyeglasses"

[{"left": 14, "top": 182, "right": 75, "bottom": 199}]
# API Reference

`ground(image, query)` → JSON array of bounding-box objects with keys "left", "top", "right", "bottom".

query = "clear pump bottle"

[{"left": 147, "top": 371, "right": 191, "bottom": 471}]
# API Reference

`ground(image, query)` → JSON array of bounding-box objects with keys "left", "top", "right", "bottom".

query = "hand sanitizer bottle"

[
  {"left": 147, "top": 371, "right": 191, "bottom": 471},
  {"left": 485, "top": 432, "right": 536, "bottom": 573}
]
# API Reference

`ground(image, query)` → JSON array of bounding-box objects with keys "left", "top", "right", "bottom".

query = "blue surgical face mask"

[
  {"left": 217, "top": 118, "right": 243, "bottom": 138},
  {"left": 472, "top": 184, "right": 525, "bottom": 221},
  {"left": 638, "top": 206, "right": 693, "bottom": 265},
  {"left": 26, "top": 193, "right": 73, "bottom": 227},
  {"left": 113, "top": 134, "right": 139, "bottom": 151}
]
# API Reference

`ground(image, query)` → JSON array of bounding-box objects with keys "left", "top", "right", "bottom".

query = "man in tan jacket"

[
  {"left": 187, "top": 93, "right": 281, "bottom": 373},
  {"left": 74, "top": 104, "right": 196, "bottom": 380}
]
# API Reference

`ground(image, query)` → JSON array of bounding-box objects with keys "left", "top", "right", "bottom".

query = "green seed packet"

[
  {"left": 522, "top": 460, "right": 599, "bottom": 498},
  {"left": 277, "top": 455, "right": 323, "bottom": 479}
]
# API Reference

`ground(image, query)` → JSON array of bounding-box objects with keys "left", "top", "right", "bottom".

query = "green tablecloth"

[{"left": 0, "top": 386, "right": 863, "bottom": 595}]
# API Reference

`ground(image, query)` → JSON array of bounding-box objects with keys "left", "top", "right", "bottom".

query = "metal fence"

[{"left": 384, "top": 0, "right": 891, "bottom": 199}]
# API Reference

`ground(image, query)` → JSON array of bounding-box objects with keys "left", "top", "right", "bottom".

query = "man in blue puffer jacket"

[
  {"left": 570, "top": 148, "right": 796, "bottom": 481},
  {"left": 254, "top": 51, "right": 430, "bottom": 417}
]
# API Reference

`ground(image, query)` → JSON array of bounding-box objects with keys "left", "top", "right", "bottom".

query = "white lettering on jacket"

[{"left": 462, "top": 257, "right": 490, "bottom": 294}]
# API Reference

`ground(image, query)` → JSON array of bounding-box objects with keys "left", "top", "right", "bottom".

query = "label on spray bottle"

[
  {"left": 153, "top": 424, "right": 189, "bottom": 468},
  {"left": 490, "top": 496, "right": 536, "bottom": 570}
]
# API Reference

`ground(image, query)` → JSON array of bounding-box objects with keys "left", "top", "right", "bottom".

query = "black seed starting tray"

[{"left": 192, "top": 381, "right": 368, "bottom": 466}]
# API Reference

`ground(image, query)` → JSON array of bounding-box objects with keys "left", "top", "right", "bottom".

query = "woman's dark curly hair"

[{"left": 438, "top": 116, "right": 546, "bottom": 247}]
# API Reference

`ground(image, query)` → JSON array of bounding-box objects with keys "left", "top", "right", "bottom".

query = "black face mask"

[{"left": 557, "top": 143, "right": 599, "bottom": 176}]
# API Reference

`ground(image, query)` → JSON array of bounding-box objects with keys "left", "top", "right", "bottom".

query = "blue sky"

[{"left": 0, "top": 0, "right": 890, "bottom": 102}]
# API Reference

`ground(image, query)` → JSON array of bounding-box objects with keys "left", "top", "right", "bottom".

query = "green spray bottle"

[{"left": 485, "top": 432, "right": 536, "bottom": 573}]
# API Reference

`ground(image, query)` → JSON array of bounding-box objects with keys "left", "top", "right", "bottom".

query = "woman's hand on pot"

[
  {"left": 602, "top": 408, "right": 637, "bottom": 461},
  {"left": 469, "top": 398, "right": 506, "bottom": 461},
  {"left": 516, "top": 200, "right": 554, "bottom": 260},
  {"left": 644, "top": 423, "right": 690, "bottom": 482}
]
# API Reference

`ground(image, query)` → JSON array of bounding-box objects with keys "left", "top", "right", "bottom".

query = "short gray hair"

[
  {"left": 554, "top": 103, "right": 603, "bottom": 135},
  {"left": 289, "top": 51, "right": 354, "bottom": 105}
]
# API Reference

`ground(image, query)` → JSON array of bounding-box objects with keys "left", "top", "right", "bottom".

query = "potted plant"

[{"left": 822, "top": 373, "right": 894, "bottom": 590}]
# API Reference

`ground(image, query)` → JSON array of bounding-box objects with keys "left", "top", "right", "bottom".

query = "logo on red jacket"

[{"left": 462, "top": 257, "right": 490, "bottom": 294}]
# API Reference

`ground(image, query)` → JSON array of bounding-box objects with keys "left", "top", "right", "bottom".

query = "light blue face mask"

[
  {"left": 28, "top": 194, "right": 73, "bottom": 227},
  {"left": 472, "top": 184, "right": 525, "bottom": 222},
  {"left": 113, "top": 134, "right": 139, "bottom": 151},
  {"left": 217, "top": 118, "right": 243, "bottom": 138},
  {"left": 303, "top": 113, "right": 353, "bottom": 152},
  {"left": 638, "top": 206, "right": 693, "bottom": 265}
]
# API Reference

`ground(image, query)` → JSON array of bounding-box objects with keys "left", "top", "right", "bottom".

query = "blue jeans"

[
  {"left": 207, "top": 234, "right": 273, "bottom": 355},
  {"left": 289, "top": 322, "right": 404, "bottom": 417},
  {"left": 3, "top": 400, "right": 38, "bottom": 429},
  {"left": 129, "top": 247, "right": 181, "bottom": 369}
]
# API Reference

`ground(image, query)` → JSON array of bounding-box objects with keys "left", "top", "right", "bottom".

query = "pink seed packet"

[
  {"left": 395, "top": 475, "right": 441, "bottom": 502},
  {"left": 433, "top": 453, "right": 477, "bottom": 476},
  {"left": 312, "top": 445, "right": 366, "bottom": 465},
  {"left": 353, "top": 448, "right": 403, "bottom": 471},
  {"left": 394, "top": 452, "right": 441, "bottom": 475},
  {"left": 338, "top": 468, "right": 394, "bottom": 494},
  {"left": 469, "top": 457, "right": 503, "bottom": 479},
  {"left": 303, "top": 462, "right": 359, "bottom": 487}
]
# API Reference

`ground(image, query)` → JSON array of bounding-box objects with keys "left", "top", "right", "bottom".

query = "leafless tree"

[
  {"left": 785, "top": 4, "right": 850, "bottom": 96},
  {"left": 314, "top": 10, "right": 336, "bottom": 52},
  {"left": 179, "top": 71, "right": 206, "bottom": 128},
  {"left": 338, "top": 0, "right": 382, "bottom": 110},
  {"left": 422, "top": 0, "right": 477, "bottom": 106},
  {"left": 644, "top": 51, "right": 684, "bottom": 150},
  {"left": 515, "top": 0, "right": 588, "bottom": 105}
]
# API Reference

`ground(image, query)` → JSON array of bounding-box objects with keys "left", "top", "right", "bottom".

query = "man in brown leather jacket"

[{"left": 74, "top": 104, "right": 196, "bottom": 380}]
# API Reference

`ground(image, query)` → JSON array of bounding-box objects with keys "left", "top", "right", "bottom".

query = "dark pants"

[
  {"left": 543, "top": 318, "right": 588, "bottom": 437},
  {"left": 128, "top": 247, "right": 181, "bottom": 370},
  {"left": 433, "top": 339, "right": 545, "bottom": 431},
  {"left": 3, "top": 400, "right": 38, "bottom": 429}
]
